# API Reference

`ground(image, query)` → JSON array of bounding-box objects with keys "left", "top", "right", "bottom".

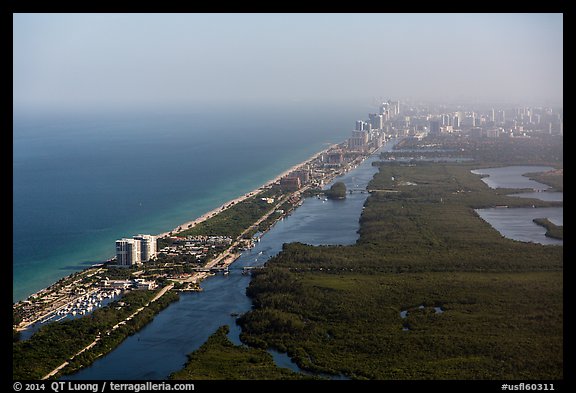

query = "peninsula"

[{"left": 13, "top": 123, "right": 386, "bottom": 380}]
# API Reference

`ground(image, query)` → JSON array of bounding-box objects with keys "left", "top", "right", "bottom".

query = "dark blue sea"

[{"left": 13, "top": 102, "right": 369, "bottom": 302}]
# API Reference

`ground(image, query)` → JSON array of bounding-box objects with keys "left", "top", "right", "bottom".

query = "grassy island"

[
  {"left": 525, "top": 170, "right": 563, "bottom": 192},
  {"left": 325, "top": 181, "right": 347, "bottom": 200},
  {"left": 533, "top": 217, "right": 563, "bottom": 240}
]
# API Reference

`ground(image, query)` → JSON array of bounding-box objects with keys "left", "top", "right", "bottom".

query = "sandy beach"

[
  {"left": 15, "top": 142, "right": 341, "bottom": 315},
  {"left": 156, "top": 143, "right": 339, "bottom": 238}
]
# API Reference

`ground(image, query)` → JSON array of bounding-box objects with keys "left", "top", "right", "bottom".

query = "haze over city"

[
  {"left": 13, "top": 12, "right": 563, "bottom": 381},
  {"left": 13, "top": 13, "right": 563, "bottom": 111}
]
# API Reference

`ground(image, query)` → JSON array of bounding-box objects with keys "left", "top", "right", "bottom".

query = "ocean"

[{"left": 13, "top": 102, "right": 369, "bottom": 303}]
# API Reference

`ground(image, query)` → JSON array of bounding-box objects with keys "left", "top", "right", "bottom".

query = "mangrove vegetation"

[
  {"left": 230, "top": 136, "right": 563, "bottom": 380},
  {"left": 325, "top": 181, "right": 347, "bottom": 200},
  {"left": 13, "top": 288, "right": 179, "bottom": 380},
  {"left": 169, "top": 325, "right": 309, "bottom": 380}
]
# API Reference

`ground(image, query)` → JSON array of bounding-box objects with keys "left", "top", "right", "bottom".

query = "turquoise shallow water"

[
  {"left": 62, "top": 138, "right": 396, "bottom": 380},
  {"left": 13, "top": 103, "right": 369, "bottom": 302}
]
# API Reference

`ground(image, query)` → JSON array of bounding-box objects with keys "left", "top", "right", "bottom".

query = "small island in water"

[{"left": 325, "top": 181, "right": 347, "bottom": 200}]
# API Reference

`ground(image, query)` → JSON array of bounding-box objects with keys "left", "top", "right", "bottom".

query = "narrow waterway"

[
  {"left": 472, "top": 166, "right": 563, "bottom": 245},
  {"left": 64, "top": 140, "right": 398, "bottom": 380},
  {"left": 471, "top": 165, "right": 557, "bottom": 191}
]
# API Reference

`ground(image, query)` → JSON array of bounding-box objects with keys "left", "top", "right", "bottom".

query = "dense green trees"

[
  {"left": 169, "top": 326, "right": 308, "bottom": 380},
  {"left": 533, "top": 218, "right": 563, "bottom": 240},
  {"left": 13, "top": 289, "right": 179, "bottom": 379},
  {"left": 235, "top": 160, "right": 563, "bottom": 379},
  {"left": 169, "top": 141, "right": 563, "bottom": 379},
  {"left": 178, "top": 195, "right": 275, "bottom": 238},
  {"left": 325, "top": 181, "right": 346, "bottom": 199},
  {"left": 170, "top": 137, "right": 564, "bottom": 379},
  {"left": 390, "top": 134, "right": 563, "bottom": 166}
]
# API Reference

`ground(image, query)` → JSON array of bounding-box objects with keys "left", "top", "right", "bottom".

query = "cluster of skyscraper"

[
  {"left": 346, "top": 99, "right": 562, "bottom": 140},
  {"left": 115, "top": 234, "right": 157, "bottom": 266},
  {"left": 426, "top": 106, "right": 563, "bottom": 138},
  {"left": 348, "top": 100, "right": 398, "bottom": 151}
]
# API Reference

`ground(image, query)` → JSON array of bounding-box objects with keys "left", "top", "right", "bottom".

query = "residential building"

[
  {"left": 133, "top": 234, "right": 157, "bottom": 262},
  {"left": 429, "top": 120, "right": 441, "bottom": 135},
  {"left": 280, "top": 176, "right": 301, "bottom": 191},
  {"left": 115, "top": 234, "right": 157, "bottom": 266},
  {"left": 116, "top": 238, "right": 140, "bottom": 266}
]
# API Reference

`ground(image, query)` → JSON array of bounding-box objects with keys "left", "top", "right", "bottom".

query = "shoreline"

[
  {"left": 156, "top": 142, "right": 340, "bottom": 239},
  {"left": 14, "top": 138, "right": 386, "bottom": 379},
  {"left": 14, "top": 141, "right": 343, "bottom": 308}
]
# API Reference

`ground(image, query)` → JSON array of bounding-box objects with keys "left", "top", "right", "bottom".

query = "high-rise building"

[
  {"left": 292, "top": 169, "right": 310, "bottom": 185},
  {"left": 352, "top": 130, "right": 369, "bottom": 144},
  {"left": 355, "top": 120, "right": 365, "bottom": 131},
  {"left": 453, "top": 115, "right": 460, "bottom": 128},
  {"left": 380, "top": 100, "right": 400, "bottom": 117},
  {"left": 280, "top": 176, "right": 301, "bottom": 191},
  {"left": 348, "top": 130, "right": 369, "bottom": 150},
  {"left": 116, "top": 238, "right": 140, "bottom": 266},
  {"left": 379, "top": 102, "right": 389, "bottom": 116},
  {"left": 133, "top": 234, "right": 157, "bottom": 262},
  {"left": 326, "top": 151, "right": 343, "bottom": 164},
  {"left": 116, "top": 234, "right": 157, "bottom": 266},
  {"left": 369, "top": 113, "right": 384, "bottom": 130},
  {"left": 462, "top": 115, "right": 475, "bottom": 128},
  {"left": 389, "top": 100, "right": 400, "bottom": 116},
  {"left": 534, "top": 114, "right": 541, "bottom": 124},
  {"left": 429, "top": 120, "right": 441, "bottom": 135},
  {"left": 441, "top": 114, "right": 449, "bottom": 126}
]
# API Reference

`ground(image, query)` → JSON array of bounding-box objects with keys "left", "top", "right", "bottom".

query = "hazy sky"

[{"left": 13, "top": 13, "right": 563, "bottom": 110}]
